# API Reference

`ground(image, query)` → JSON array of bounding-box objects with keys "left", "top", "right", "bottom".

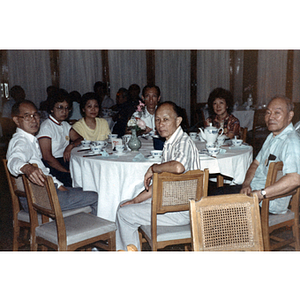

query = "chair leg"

[
  {"left": 292, "top": 223, "right": 300, "bottom": 250},
  {"left": 13, "top": 224, "right": 20, "bottom": 251},
  {"left": 217, "top": 175, "right": 224, "bottom": 188}
]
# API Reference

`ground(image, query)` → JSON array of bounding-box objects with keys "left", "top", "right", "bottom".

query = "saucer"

[
  {"left": 116, "top": 151, "right": 126, "bottom": 156},
  {"left": 147, "top": 156, "right": 162, "bottom": 162}
]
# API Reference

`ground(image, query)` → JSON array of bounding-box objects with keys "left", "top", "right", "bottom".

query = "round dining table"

[{"left": 70, "top": 137, "right": 253, "bottom": 221}]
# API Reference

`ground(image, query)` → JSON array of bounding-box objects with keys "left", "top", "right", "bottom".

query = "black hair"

[
  {"left": 142, "top": 84, "right": 161, "bottom": 98},
  {"left": 80, "top": 92, "right": 100, "bottom": 116},
  {"left": 47, "top": 89, "right": 71, "bottom": 113},
  {"left": 11, "top": 100, "right": 37, "bottom": 117},
  {"left": 207, "top": 87, "right": 234, "bottom": 116}
]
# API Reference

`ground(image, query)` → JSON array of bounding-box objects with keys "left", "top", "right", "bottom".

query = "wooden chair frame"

[
  {"left": 189, "top": 193, "right": 263, "bottom": 251},
  {"left": 3, "top": 159, "right": 30, "bottom": 250},
  {"left": 22, "top": 174, "right": 116, "bottom": 251},
  {"left": 139, "top": 169, "right": 209, "bottom": 251},
  {"left": 261, "top": 161, "right": 300, "bottom": 250}
]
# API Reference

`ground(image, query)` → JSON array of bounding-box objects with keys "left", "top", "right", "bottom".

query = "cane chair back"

[
  {"left": 261, "top": 161, "right": 300, "bottom": 250},
  {"left": 22, "top": 174, "right": 116, "bottom": 251},
  {"left": 139, "top": 169, "right": 209, "bottom": 251},
  {"left": 189, "top": 193, "right": 263, "bottom": 251}
]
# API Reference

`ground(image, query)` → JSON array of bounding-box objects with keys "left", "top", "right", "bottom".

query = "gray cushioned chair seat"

[
  {"left": 35, "top": 213, "right": 116, "bottom": 246},
  {"left": 269, "top": 209, "right": 294, "bottom": 227},
  {"left": 140, "top": 224, "right": 191, "bottom": 242},
  {"left": 17, "top": 206, "right": 92, "bottom": 224}
]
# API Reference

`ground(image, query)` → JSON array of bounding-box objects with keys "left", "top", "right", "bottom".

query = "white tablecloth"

[
  {"left": 70, "top": 138, "right": 252, "bottom": 221},
  {"left": 232, "top": 109, "right": 255, "bottom": 130}
]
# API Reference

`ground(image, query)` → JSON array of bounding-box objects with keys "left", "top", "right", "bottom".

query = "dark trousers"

[{"left": 209, "top": 184, "right": 243, "bottom": 196}]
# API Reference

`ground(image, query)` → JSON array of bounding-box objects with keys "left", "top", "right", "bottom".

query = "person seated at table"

[
  {"left": 128, "top": 83, "right": 142, "bottom": 102},
  {"left": 130, "top": 84, "right": 161, "bottom": 136},
  {"left": 39, "top": 85, "right": 59, "bottom": 120},
  {"left": 68, "top": 90, "right": 82, "bottom": 124},
  {"left": 72, "top": 92, "right": 111, "bottom": 142},
  {"left": 37, "top": 89, "right": 83, "bottom": 187},
  {"left": 115, "top": 101, "right": 201, "bottom": 250},
  {"left": 205, "top": 87, "right": 240, "bottom": 139},
  {"left": 111, "top": 88, "right": 137, "bottom": 138},
  {"left": 94, "top": 81, "right": 115, "bottom": 109},
  {"left": 211, "top": 95, "right": 300, "bottom": 214},
  {"left": 2, "top": 85, "right": 26, "bottom": 119},
  {"left": 7, "top": 100, "right": 98, "bottom": 215}
]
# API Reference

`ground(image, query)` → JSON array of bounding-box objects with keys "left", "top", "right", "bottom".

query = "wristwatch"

[{"left": 260, "top": 189, "right": 267, "bottom": 199}]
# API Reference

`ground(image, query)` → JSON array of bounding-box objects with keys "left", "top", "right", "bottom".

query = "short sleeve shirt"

[
  {"left": 251, "top": 123, "right": 300, "bottom": 214},
  {"left": 36, "top": 115, "right": 71, "bottom": 158}
]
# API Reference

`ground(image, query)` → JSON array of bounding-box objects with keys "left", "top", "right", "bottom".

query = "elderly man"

[
  {"left": 116, "top": 101, "right": 201, "bottom": 250},
  {"left": 6, "top": 100, "right": 98, "bottom": 215},
  {"left": 213, "top": 95, "right": 300, "bottom": 214}
]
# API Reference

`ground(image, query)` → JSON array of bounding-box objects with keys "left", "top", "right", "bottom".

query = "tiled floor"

[{"left": 0, "top": 150, "right": 296, "bottom": 251}]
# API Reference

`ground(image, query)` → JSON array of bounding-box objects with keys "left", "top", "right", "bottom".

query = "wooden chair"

[
  {"left": 22, "top": 173, "right": 116, "bottom": 251},
  {"left": 138, "top": 169, "right": 209, "bottom": 251},
  {"left": 189, "top": 193, "right": 263, "bottom": 251},
  {"left": 3, "top": 159, "right": 31, "bottom": 250},
  {"left": 240, "top": 127, "right": 248, "bottom": 142},
  {"left": 261, "top": 161, "right": 300, "bottom": 251},
  {"left": 3, "top": 159, "right": 94, "bottom": 250}
]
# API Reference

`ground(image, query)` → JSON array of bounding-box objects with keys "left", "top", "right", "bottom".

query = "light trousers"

[{"left": 115, "top": 199, "right": 190, "bottom": 251}]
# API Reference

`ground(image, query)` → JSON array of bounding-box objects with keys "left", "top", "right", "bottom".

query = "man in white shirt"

[
  {"left": 6, "top": 100, "right": 98, "bottom": 215},
  {"left": 116, "top": 101, "right": 201, "bottom": 250},
  {"left": 132, "top": 84, "right": 161, "bottom": 135}
]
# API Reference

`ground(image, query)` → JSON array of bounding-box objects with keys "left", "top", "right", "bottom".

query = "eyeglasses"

[
  {"left": 17, "top": 112, "right": 41, "bottom": 122},
  {"left": 54, "top": 105, "right": 71, "bottom": 112}
]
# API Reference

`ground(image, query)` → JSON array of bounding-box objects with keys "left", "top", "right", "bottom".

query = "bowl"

[
  {"left": 207, "top": 147, "right": 220, "bottom": 156},
  {"left": 232, "top": 139, "right": 243, "bottom": 146},
  {"left": 151, "top": 150, "right": 163, "bottom": 158}
]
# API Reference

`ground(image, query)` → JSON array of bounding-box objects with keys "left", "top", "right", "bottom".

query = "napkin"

[
  {"left": 132, "top": 153, "right": 146, "bottom": 162},
  {"left": 229, "top": 145, "right": 251, "bottom": 150},
  {"left": 100, "top": 150, "right": 109, "bottom": 157}
]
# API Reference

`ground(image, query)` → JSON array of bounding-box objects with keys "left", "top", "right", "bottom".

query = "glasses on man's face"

[
  {"left": 54, "top": 105, "right": 71, "bottom": 112},
  {"left": 17, "top": 112, "right": 41, "bottom": 122}
]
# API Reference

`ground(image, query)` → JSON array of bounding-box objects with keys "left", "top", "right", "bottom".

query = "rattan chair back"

[{"left": 190, "top": 193, "right": 263, "bottom": 251}]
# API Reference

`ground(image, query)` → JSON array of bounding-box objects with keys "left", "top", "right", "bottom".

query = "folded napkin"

[
  {"left": 229, "top": 145, "right": 251, "bottom": 150},
  {"left": 132, "top": 153, "right": 146, "bottom": 162}
]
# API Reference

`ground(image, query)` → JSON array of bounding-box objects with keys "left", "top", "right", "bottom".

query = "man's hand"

[
  {"left": 120, "top": 199, "right": 137, "bottom": 207},
  {"left": 240, "top": 185, "right": 252, "bottom": 196},
  {"left": 21, "top": 164, "right": 45, "bottom": 186}
]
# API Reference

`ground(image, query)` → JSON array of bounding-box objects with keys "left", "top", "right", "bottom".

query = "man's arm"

[
  {"left": 121, "top": 160, "right": 185, "bottom": 207},
  {"left": 252, "top": 172, "right": 300, "bottom": 201},
  {"left": 240, "top": 159, "right": 259, "bottom": 195}
]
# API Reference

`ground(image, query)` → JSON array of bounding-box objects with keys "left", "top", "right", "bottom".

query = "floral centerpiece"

[{"left": 126, "top": 101, "right": 146, "bottom": 151}]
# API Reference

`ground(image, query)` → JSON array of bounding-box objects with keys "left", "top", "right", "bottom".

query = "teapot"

[{"left": 199, "top": 123, "right": 224, "bottom": 145}]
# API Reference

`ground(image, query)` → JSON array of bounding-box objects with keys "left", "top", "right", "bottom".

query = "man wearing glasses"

[{"left": 6, "top": 99, "right": 98, "bottom": 215}]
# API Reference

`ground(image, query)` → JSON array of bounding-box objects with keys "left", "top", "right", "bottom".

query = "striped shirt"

[{"left": 162, "top": 126, "right": 201, "bottom": 172}]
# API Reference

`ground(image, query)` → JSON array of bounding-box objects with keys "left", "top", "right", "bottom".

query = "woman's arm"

[
  {"left": 63, "top": 128, "right": 83, "bottom": 161},
  {"left": 38, "top": 137, "right": 69, "bottom": 172}
]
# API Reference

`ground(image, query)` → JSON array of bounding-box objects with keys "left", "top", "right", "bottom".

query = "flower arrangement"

[{"left": 127, "top": 116, "right": 146, "bottom": 131}]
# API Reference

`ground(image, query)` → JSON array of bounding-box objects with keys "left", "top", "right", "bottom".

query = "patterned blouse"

[{"left": 205, "top": 114, "right": 240, "bottom": 138}]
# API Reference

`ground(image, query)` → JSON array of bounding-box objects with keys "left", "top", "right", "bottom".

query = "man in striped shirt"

[{"left": 116, "top": 101, "right": 201, "bottom": 250}]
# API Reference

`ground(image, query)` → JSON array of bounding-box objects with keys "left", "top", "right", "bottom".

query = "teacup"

[
  {"left": 95, "top": 140, "right": 108, "bottom": 149},
  {"left": 151, "top": 150, "right": 163, "bottom": 158},
  {"left": 90, "top": 144, "right": 102, "bottom": 153},
  {"left": 217, "top": 135, "right": 226, "bottom": 146},
  {"left": 206, "top": 143, "right": 215, "bottom": 149},
  {"left": 207, "top": 147, "right": 220, "bottom": 156},
  {"left": 232, "top": 139, "right": 243, "bottom": 147},
  {"left": 115, "top": 144, "right": 125, "bottom": 153},
  {"left": 108, "top": 134, "right": 118, "bottom": 142},
  {"left": 81, "top": 140, "right": 91, "bottom": 147},
  {"left": 189, "top": 132, "right": 198, "bottom": 141}
]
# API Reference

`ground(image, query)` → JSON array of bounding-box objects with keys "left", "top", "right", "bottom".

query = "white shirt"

[
  {"left": 162, "top": 126, "right": 201, "bottom": 172},
  {"left": 102, "top": 95, "right": 115, "bottom": 109},
  {"left": 36, "top": 115, "right": 71, "bottom": 158},
  {"left": 6, "top": 128, "right": 63, "bottom": 187}
]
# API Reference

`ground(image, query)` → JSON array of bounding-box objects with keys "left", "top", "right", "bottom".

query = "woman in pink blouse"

[{"left": 205, "top": 87, "right": 240, "bottom": 139}]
